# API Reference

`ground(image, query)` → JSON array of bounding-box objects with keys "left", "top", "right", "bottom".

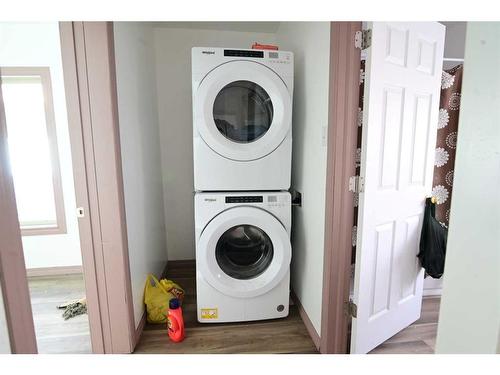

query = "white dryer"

[
  {"left": 192, "top": 47, "right": 293, "bottom": 191},
  {"left": 195, "top": 191, "right": 291, "bottom": 322}
]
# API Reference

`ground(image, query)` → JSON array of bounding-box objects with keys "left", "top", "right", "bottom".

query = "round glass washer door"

[
  {"left": 197, "top": 206, "right": 291, "bottom": 299},
  {"left": 215, "top": 224, "right": 274, "bottom": 280},
  {"left": 194, "top": 60, "right": 292, "bottom": 162}
]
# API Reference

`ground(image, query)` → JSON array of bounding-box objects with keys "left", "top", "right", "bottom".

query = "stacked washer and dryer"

[{"left": 192, "top": 47, "right": 294, "bottom": 323}]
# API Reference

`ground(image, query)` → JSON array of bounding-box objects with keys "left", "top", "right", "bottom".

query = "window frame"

[{"left": 1, "top": 66, "right": 67, "bottom": 236}]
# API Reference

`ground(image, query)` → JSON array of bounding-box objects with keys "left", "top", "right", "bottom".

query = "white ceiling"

[{"left": 151, "top": 22, "right": 281, "bottom": 33}]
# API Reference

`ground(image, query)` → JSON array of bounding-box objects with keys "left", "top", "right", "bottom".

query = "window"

[{"left": 1, "top": 67, "right": 66, "bottom": 235}]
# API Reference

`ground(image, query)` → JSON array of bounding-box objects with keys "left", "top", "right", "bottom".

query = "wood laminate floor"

[
  {"left": 369, "top": 296, "right": 441, "bottom": 354},
  {"left": 136, "top": 261, "right": 441, "bottom": 354},
  {"left": 26, "top": 268, "right": 440, "bottom": 354},
  {"left": 28, "top": 274, "right": 91, "bottom": 354},
  {"left": 134, "top": 261, "right": 318, "bottom": 354}
]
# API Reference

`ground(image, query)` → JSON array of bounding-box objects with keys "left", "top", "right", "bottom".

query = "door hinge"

[
  {"left": 348, "top": 175, "right": 364, "bottom": 194},
  {"left": 355, "top": 29, "right": 372, "bottom": 50},
  {"left": 351, "top": 225, "right": 357, "bottom": 247},
  {"left": 345, "top": 299, "right": 358, "bottom": 318}
]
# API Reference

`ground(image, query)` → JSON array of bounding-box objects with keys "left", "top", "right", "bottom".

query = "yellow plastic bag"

[{"left": 144, "top": 274, "right": 184, "bottom": 324}]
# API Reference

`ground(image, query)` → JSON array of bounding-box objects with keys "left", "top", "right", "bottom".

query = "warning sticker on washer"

[{"left": 201, "top": 308, "right": 218, "bottom": 320}]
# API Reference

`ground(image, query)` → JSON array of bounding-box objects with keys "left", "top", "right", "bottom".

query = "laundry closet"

[
  {"left": 113, "top": 22, "right": 332, "bottom": 339},
  {"left": 112, "top": 21, "right": 460, "bottom": 354}
]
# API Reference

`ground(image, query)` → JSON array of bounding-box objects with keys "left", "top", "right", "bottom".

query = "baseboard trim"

[
  {"left": 423, "top": 288, "right": 442, "bottom": 297},
  {"left": 134, "top": 310, "right": 147, "bottom": 349},
  {"left": 291, "top": 290, "right": 321, "bottom": 351},
  {"left": 27, "top": 265, "right": 83, "bottom": 277},
  {"left": 133, "top": 261, "right": 169, "bottom": 350}
]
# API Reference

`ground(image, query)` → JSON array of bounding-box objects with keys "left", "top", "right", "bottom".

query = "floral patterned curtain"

[
  {"left": 353, "top": 62, "right": 463, "bottom": 258},
  {"left": 351, "top": 60, "right": 366, "bottom": 262},
  {"left": 432, "top": 65, "right": 464, "bottom": 227}
]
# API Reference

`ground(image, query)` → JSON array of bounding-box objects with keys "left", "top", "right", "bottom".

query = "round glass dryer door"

[
  {"left": 197, "top": 206, "right": 291, "bottom": 299},
  {"left": 213, "top": 81, "right": 273, "bottom": 144},
  {"left": 194, "top": 60, "right": 292, "bottom": 161}
]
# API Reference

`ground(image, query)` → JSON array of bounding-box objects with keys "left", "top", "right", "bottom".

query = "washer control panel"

[
  {"left": 267, "top": 194, "right": 288, "bottom": 208},
  {"left": 223, "top": 194, "right": 289, "bottom": 208},
  {"left": 225, "top": 196, "right": 263, "bottom": 204},
  {"left": 197, "top": 193, "right": 291, "bottom": 230}
]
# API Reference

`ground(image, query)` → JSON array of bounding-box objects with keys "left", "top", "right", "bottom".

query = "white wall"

[
  {"left": 153, "top": 26, "right": 277, "bottom": 260},
  {"left": 436, "top": 22, "right": 500, "bottom": 354},
  {"left": 442, "top": 22, "right": 467, "bottom": 66},
  {"left": 114, "top": 22, "right": 168, "bottom": 327},
  {"left": 275, "top": 22, "right": 331, "bottom": 335},
  {"left": 0, "top": 22, "right": 82, "bottom": 269}
]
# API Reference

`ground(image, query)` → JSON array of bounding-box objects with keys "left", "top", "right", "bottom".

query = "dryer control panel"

[
  {"left": 217, "top": 48, "right": 292, "bottom": 65},
  {"left": 192, "top": 47, "right": 294, "bottom": 91},
  {"left": 224, "top": 49, "right": 264, "bottom": 58},
  {"left": 267, "top": 51, "right": 292, "bottom": 65}
]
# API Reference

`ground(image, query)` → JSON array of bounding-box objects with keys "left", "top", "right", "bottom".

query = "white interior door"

[{"left": 351, "top": 22, "right": 445, "bottom": 354}]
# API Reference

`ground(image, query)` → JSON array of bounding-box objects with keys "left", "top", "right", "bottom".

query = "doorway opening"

[{"left": 0, "top": 22, "right": 91, "bottom": 354}]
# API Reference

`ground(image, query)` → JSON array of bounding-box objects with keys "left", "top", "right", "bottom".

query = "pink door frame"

[
  {"left": 60, "top": 21, "right": 136, "bottom": 353},
  {"left": 59, "top": 22, "right": 106, "bottom": 353},
  {"left": 0, "top": 22, "right": 137, "bottom": 354},
  {"left": 320, "top": 22, "right": 361, "bottom": 354}
]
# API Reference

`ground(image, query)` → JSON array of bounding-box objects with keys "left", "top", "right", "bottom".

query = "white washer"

[
  {"left": 192, "top": 47, "right": 293, "bottom": 191},
  {"left": 195, "top": 191, "right": 291, "bottom": 322}
]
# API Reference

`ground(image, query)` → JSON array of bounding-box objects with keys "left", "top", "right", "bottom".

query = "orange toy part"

[{"left": 252, "top": 42, "right": 279, "bottom": 50}]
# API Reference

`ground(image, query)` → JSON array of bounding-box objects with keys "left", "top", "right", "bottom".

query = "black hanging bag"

[{"left": 417, "top": 198, "right": 448, "bottom": 278}]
